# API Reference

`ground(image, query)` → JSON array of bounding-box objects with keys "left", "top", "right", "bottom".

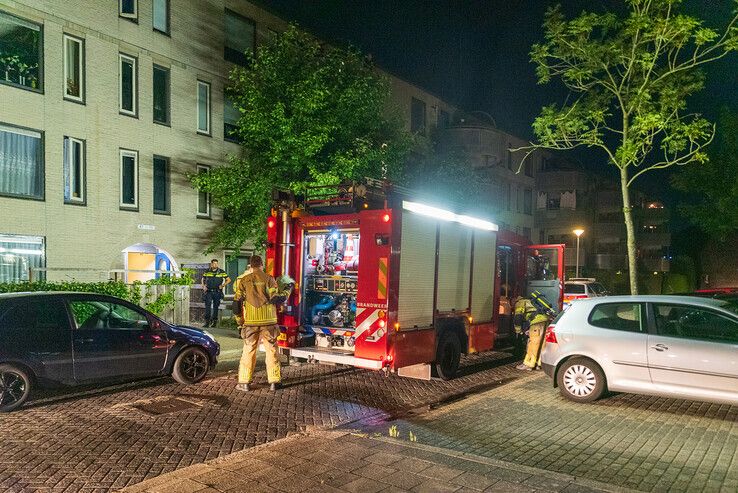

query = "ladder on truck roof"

[{"left": 298, "top": 179, "right": 414, "bottom": 215}]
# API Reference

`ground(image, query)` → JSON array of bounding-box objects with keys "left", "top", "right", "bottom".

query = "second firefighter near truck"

[{"left": 234, "top": 255, "right": 293, "bottom": 392}]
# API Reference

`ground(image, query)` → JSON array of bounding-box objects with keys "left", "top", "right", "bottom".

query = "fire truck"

[{"left": 266, "top": 180, "right": 565, "bottom": 380}]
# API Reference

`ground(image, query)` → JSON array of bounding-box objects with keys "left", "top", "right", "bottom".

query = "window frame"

[
  {"left": 119, "top": 0, "right": 138, "bottom": 21},
  {"left": 588, "top": 302, "right": 645, "bottom": 333},
  {"left": 224, "top": 9, "right": 256, "bottom": 66},
  {"left": 0, "top": 11, "right": 44, "bottom": 93},
  {"left": 119, "top": 148, "right": 139, "bottom": 210},
  {"left": 62, "top": 34, "right": 84, "bottom": 103},
  {"left": 118, "top": 53, "right": 138, "bottom": 117},
  {"left": 152, "top": 0, "right": 170, "bottom": 35},
  {"left": 152, "top": 64, "right": 170, "bottom": 125},
  {"left": 523, "top": 188, "right": 533, "bottom": 215},
  {"left": 196, "top": 164, "right": 211, "bottom": 218},
  {"left": 649, "top": 303, "right": 738, "bottom": 344},
  {"left": 63, "top": 136, "right": 86, "bottom": 206},
  {"left": 153, "top": 155, "right": 170, "bottom": 215},
  {"left": 410, "top": 97, "right": 426, "bottom": 136},
  {"left": 196, "top": 80, "right": 211, "bottom": 135},
  {"left": 0, "top": 122, "right": 45, "bottom": 201},
  {"left": 223, "top": 91, "right": 240, "bottom": 143}
]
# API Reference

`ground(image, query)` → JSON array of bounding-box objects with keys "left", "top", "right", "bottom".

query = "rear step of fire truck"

[{"left": 287, "top": 347, "right": 384, "bottom": 369}]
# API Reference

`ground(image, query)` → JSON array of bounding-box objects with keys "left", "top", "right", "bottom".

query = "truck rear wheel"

[{"left": 434, "top": 332, "right": 461, "bottom": 380}]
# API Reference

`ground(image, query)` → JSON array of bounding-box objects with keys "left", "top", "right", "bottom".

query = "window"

[
  {"left": 224, "top": 9, "right": 255, "bottom": 66},
  {"left": 197, "top": 80, "right": 211, "bottom": 135},
  {"left": 70, "top": 300, "right": 148, "bottom": 330},
  {"left": 153, "top": 0, "right": 169, "bottom": 34},
  {"left": 565, "top": 283, "right": 586, "bottom": 294},
  {"left": 410, "top": 98, "right": 426, "bottom": 135},
  {"left": 119, "top": 54, "right": 137, "bottom": 116},
  {"left": 63, "top": 137, "right": 85, "bottom": 204},
  {"left": 524, "top": 188, "right": 532, "bottom": 215},
  {"left": 589, "top": 303, "right": 643, "bottom": 333},
  {"left": 0, "top": 11, "right": 42, "bottom": 91},
  {"left": 120, "top": 149, "right": 138, "bottom": 209},
  {"left": 224, "top": 93, "right": 240, "bottom": 142},
  {"left": 0, "top": 124, "right": 43, "bottom": 199},
  {"left": 0, "top": 234, "right": 45, "bottom": 282},
  {"left": 507, "top": 147, "right": 513, "bottom": 170},
  {"left": 196, "top": 165, "right": 210, "bottom": 217},
  {"left": 653, "top": 304, "right": 738, "bottom": 343},
  {"left": 547, "top": 192, "right": 561, "bottom": 210},
  {"left": 0, "top": 301, "right": 69, "bottom": 350},
  {"left": 516, "top": 186, "right": 522, "bottom": 213},
  {"left": 438, "top": 109, "right": 450, "bottom": 129},
  {"left": 119, "top": 0, "right": 137, "bottom": 20},
  {"left": 63, "top": 34, "right": 84, "bottom": 102},
  {"left": 505, "top": 183, "right": 511, "bottom": 211},
  {"left": 524, "top": 158, "right": 533, "bottom": 177},
  {"left": 153, "top": 155, "right": 169, "bottom": 214},
  {"left": 152, "top": 65, "right": 169, "bottom": 124}
]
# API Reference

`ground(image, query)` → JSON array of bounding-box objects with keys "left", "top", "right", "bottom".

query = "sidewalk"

[{"left": 120, "top": 430, "right": 638, "bottom": 493}]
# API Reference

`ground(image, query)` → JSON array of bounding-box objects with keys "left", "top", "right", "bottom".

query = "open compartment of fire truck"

[{"left": 301, "top": 229, "right": 360, "bottom": 352}]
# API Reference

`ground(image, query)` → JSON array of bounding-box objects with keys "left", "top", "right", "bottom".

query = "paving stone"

[
  {"left": 412, "top": 479, "right": 462, "bottom": 493},
  {"left": 483, "top": 479, "right": 539, "bottom": 493},
  {"left": 340, "top": 476, "right": 388, "bottom": 493},
  {"left": 452, "top": 472, "right": 498, "bottom": 491}
]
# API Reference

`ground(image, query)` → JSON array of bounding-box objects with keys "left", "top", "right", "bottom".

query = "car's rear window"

[
  {"left": 589, "top": 283, "right": 606, "bottom": 294},
  {"left": 588, "top": 303, "right": 643, "bottom": 333},
  {"left": 565, "top": 283, "right": 585, "bottom": 294}
]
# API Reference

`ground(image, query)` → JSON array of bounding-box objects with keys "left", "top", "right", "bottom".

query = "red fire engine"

[{"left": 266, "top": 180, "right": 565, "bottom": 380}]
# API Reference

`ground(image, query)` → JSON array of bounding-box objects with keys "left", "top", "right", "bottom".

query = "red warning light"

[
  {"left": 378, "top": 319, "right": 386, "bottom": 329},
  {"left": 267, "top": 218, "right": 276, "bottom": 229},
  {"left": 382, "top": 213, "right": 390, "bottom": 223}
]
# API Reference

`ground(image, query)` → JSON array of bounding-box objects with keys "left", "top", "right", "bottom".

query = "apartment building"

[
  {"left": 438, "top": 116, "right": 550, "bottom": 241},
  {"left": 0, "top": 0, "right": 465, "bottom": 285},
  {"left": 534, "top": 159, "right": 671, "bottom": 275}
]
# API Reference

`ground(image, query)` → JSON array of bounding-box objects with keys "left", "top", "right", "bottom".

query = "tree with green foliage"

[
  {"left": 192, "top": 26, "right": 411, "bottom": 250},
  {"left": 519, "top": 0, "right": 738, "bottom": 294},
  {"left": 672, "top": 110, "right": 738, "bottom": 239}
]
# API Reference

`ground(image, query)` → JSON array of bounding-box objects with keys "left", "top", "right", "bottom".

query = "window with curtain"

[
  {"left": 153, "top": 155, "right": 169, "bottom": 214},
  {"left": 119, "top": 54, "right": 137, "bottom": 116},
  {"left": 0, "top": 124, "right": 43, "bottom": 199},
  {"left": 153, "top": 0, "right": 169, "bottom": 33},
  {"left": 0, "top": 11, "right": 42, "bottom": 91},
  {"left": 63, "top": 34, "right": 84, "bottom": 102},
  {"left": 63, "top": 136, "right": 85, "bottom": 204},
  {"left": 120, "top": 149, "right": 138, "bottom": 209},
  {"left": 0, "top": 234, "right": 45, "bottom": 282},
  {"left": 197, "top": 80, "right": 210, "bottom": 134},
  {"left": 224, "top": 93, "right": 240, "bottom": 143},
  {"left": 224, "top": 10, "right": 255, "bottom": 66},
  {"left": 153, "top": 65, "right": 169, "bottom": 124},
  {"left": 197, "top": 165, "right": 210, "bottom": 217}
]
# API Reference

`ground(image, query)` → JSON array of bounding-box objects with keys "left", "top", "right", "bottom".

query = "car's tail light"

[{"left": 544, "top": 325, "right": 558, "bottom": 343}]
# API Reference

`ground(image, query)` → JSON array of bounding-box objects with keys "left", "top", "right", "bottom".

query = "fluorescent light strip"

[{"left": 402, "top": 201, "right": 499, "bottom": 231}]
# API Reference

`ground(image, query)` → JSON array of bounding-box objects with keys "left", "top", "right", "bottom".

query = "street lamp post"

[{"left": 573, "top": 229, "right": 585, "bottom": 278}]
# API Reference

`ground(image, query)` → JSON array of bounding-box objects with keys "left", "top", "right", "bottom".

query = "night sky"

[{"left": 258, "top": 1, "right": 738, "bottom": 202}]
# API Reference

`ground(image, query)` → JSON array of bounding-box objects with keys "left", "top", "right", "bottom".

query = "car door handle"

[
  {"left": 650, "top": 344, "right": 669, "bottom": 351},
  {"left": 75, "top": 338, "right": 94, "bottom": 344}
]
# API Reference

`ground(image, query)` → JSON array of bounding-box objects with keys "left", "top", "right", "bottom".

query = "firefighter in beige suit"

[{"left": 234, "top": 255, "right": 282, "bottom": 391}]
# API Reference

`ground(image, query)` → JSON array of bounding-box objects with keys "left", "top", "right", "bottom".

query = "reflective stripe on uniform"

[{"left": 243, "top": 302, "right": 278, "bottom": 326}]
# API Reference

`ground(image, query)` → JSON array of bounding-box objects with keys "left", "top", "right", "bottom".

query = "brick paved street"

[
  {"left": 351, "top": 372, "right": 738, "bottom": 493},
  {"left": 0, "top": 351, "right": 519, "bottom": 492},
  {"left": 121, "top": 430, "right": 629, "bottom": 493}
]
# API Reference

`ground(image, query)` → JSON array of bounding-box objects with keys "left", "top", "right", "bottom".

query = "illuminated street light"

[{"left": 573, "top": 228, "right": 584, "bottom": 278}]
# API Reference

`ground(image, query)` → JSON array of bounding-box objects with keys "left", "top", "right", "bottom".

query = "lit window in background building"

[{"left": 0, "top": 234, "right": 45, "bottom": 282}]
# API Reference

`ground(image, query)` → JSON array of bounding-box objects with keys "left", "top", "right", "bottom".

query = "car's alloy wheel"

[
  {"left": 562, "top": 364, "right": 597, "bottom": 397},
  {"left": 0, "top": 365, "right": 31, "bottom": 412},
  {"left": 172, "top": 347, "right": 209, "bottom": 384}
]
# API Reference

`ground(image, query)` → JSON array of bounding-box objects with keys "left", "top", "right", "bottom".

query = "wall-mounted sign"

[{"left": 137, "top": 224, "right": 156, "bottom": 231}]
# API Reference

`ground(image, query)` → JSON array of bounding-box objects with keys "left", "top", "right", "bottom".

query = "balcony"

[
  {"left": 594, "top": 223, "right": 626, "bottom": 239},
  {"left": 536, "top": 170, "right": 590, "bottom": 191},
  {"left": 591, "top": 253, "right": 627, "bottom": 270}
]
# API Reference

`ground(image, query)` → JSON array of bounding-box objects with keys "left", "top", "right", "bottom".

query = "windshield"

[{"left": 590, "top": 283, "right": 606, "bottom": 294}]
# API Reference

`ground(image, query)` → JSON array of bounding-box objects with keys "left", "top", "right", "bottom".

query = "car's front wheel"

[
  {"left": 172, "top": 347, "right": 210, "bottom": 384},
  {"left": 557, "top": 357, "right": 606, "bottom": 403},
  {"left": 0, "top": 364, "right": 32, "bottom": 412}
]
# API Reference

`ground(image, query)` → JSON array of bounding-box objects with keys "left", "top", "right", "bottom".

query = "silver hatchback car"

[{"left": 541, "top": 295, "right": 738, "bottom": 405}]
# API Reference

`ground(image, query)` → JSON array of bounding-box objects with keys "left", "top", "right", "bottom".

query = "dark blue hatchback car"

[{"left": 0, "top": 292, "right": 219, "bottom": 412}]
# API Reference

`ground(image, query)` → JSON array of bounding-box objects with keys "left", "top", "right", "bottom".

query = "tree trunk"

[{"left": 620, "top": 167, "right": 639, "bottom": 294}]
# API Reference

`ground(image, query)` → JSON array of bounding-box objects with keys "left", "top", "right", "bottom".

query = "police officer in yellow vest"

[{"left": 234, "top": 255, "right": 282, "bottom": 392}]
